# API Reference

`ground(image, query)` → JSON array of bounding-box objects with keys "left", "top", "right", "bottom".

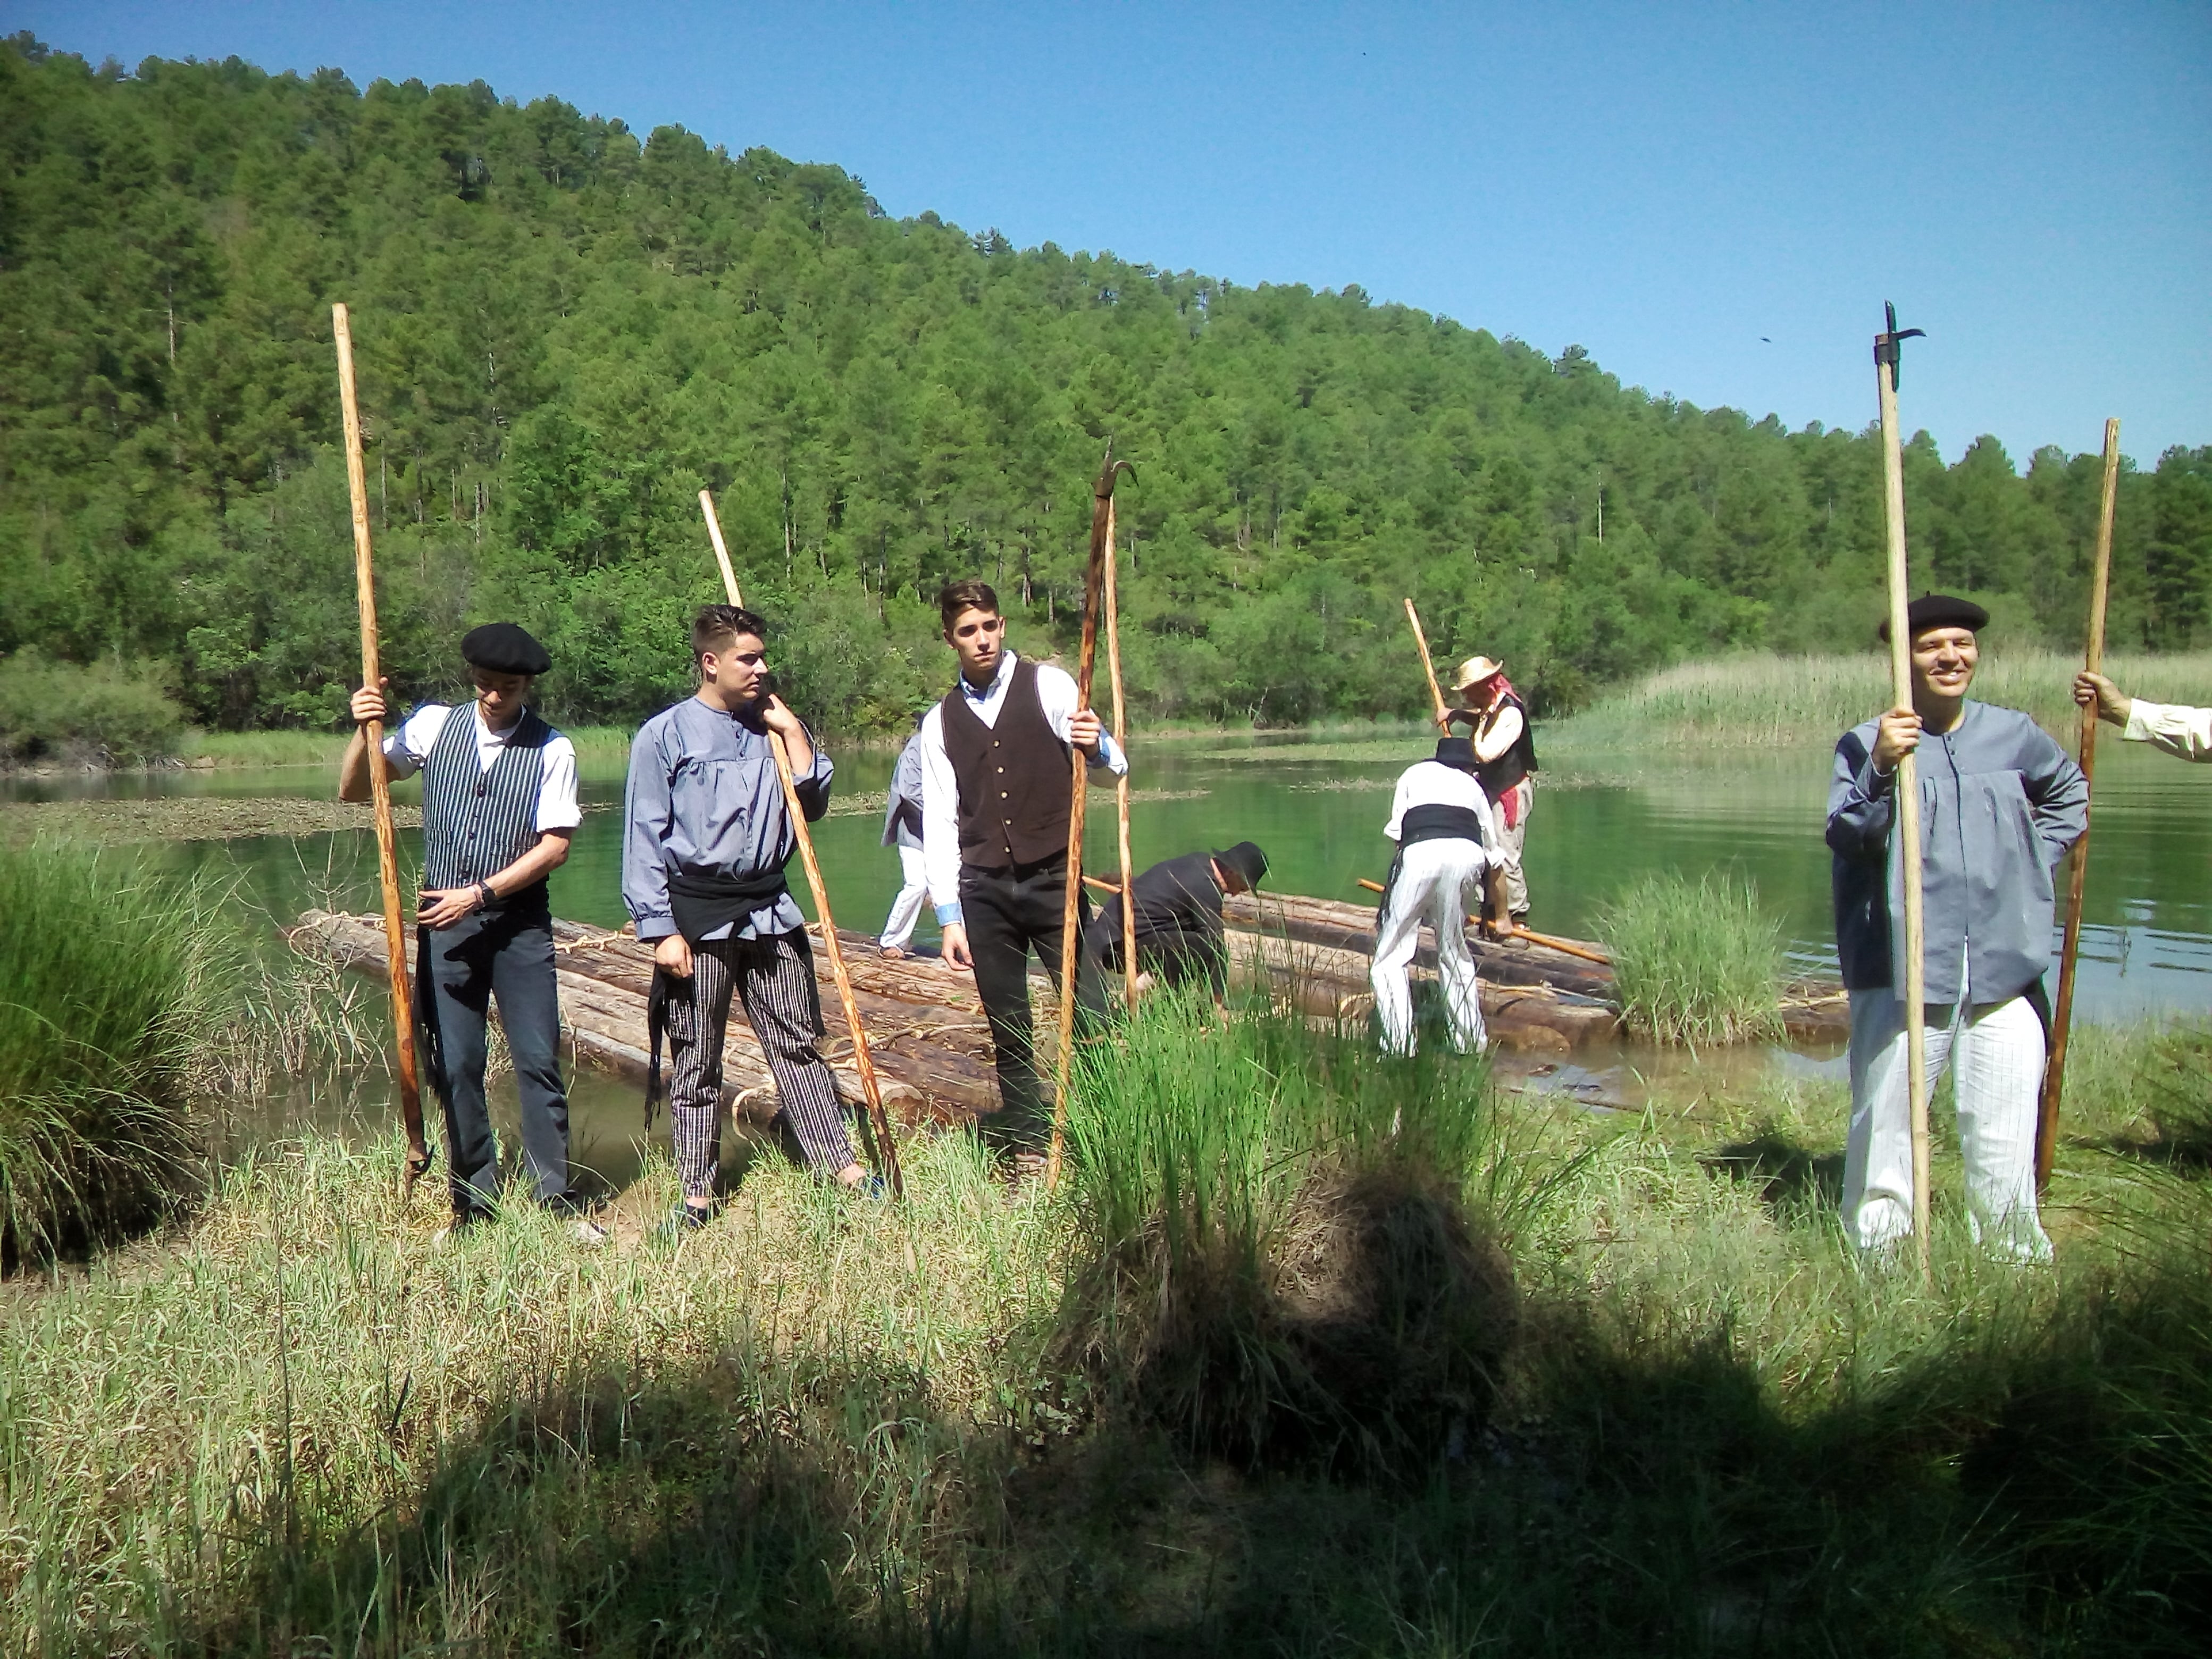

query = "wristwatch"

[{"left": 475, "top": 881, "right": 496, "bottom": 910}]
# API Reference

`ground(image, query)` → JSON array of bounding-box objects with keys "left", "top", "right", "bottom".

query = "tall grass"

[
  {"left": 1548, "top": 647, "right": 2212, "bottom": 751},
  {"left": 1598, "top": 869, "right": 1786, "bottom": 1044},
  {"left": 0, "top": 650, "right": 183, "bottom": 766},
  {"left": 0, "top": 843, "right": 227, "bottom": 1263},
  {"left": 5, "top": 1003, "right": 2209, "bottom": 1650}
]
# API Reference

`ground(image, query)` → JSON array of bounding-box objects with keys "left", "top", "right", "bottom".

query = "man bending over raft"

[
  {"left": 1086, "top": 841, "right": 1269, "bottom": 1013},
  {"left": 340, "top": 623, "right": 602, "bottom": 1244},
  {"left": 623, "top": 605, "right": 880, "bottom": 1232},
  {"left": 1829, "top": 594, "right": 2086, "bottom": 1262},
  {"left": 1372, "top": 736, "right": 1502, "bottom": 1057},
  {"left": 920, "top": 579, "right": 1124, "bottom": 1168}
]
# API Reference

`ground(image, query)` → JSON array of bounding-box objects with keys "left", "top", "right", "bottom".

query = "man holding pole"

[
  {"left": 1085, "top": 841, "right": 1269, "bottom": 1010},
  {"left": 2073, "top": 673, "right": 2212, "bottom": 762},
  {"left": 1828, "top": 596, "right": 2086, "bottom": 1262},
  {"left": 1446, "top": 655, "right": 1537, "bottom": 925},
  {"left": 340, "top": 623, "right": 601, "bottom": 1242},
  {"left": 623, "top": 605, "right": 878, "bottom": 1229},
  {"left": 920, "top": 579, "right": 1124, "bottom": 1166}
]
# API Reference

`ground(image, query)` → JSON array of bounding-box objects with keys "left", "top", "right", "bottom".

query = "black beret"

[
  {"left": 1880, "top": 593, "right": 1990, "bottom": 642},
  {"left": 461, "top": 622, "right": 551, "bottom": 676},
  {"left": 1213, "top": 841, "right": 1269, "bottom": 889},
  {"left": 1434, "top": 736, "right": 1480, "bottom": 772}
]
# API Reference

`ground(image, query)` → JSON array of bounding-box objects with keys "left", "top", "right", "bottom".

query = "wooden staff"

[
  {"left": 2037, "top": 417, "right": 2122, "bottom": 1193},
  {"left": 698, "top": 489, "right": 904, "bottom": 1199},
  {"left": 1403, "top": 598, "right": 1451, "bottom": 728},
  {"left": 1045, "top": 449, "right": 1133, "bottom": 1188},
  {"left": 1102, "top": 491, "right": 1139, "bottom": 1012},
  {"left": 1352, "top": 878, "right": 1610, "bottom": 966},
  {"left": 332, "top": 303, "right": 430, "bottom": 1193},
  {"left": 1875, "top": 302, "right": 1932, "bottom": 1282}
]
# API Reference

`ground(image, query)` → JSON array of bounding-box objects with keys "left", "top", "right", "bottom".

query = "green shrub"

[
  {"left": 0, "top": 650, "right": 185, "bottom": 766},
  {"left": 0, "top": 842, "right": 221, "bottom": 1263},
  {"left": 1599, "top": 869, "right": 1785, "bottom": 1044}
]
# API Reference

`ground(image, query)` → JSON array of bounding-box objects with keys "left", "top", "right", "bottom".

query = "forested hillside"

[{"left": 4, "top": 37, "right": 2208, "bottom": 734}]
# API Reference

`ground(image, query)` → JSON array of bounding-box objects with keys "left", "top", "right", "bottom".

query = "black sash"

[
  {"left": 1399, "top": 803, "right": 1485, "bottom": 847},
  {"left": 644, "top": 860, "right": 794, "bottom": 1124}
]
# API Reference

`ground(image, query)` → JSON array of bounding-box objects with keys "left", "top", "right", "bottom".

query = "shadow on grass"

[
  {"left": 152, "top": 1259, "right": 2209, "bottom": 1656},
  {"left": 1699, "top": 1130, "right": 1847, "bottom": 1216}
]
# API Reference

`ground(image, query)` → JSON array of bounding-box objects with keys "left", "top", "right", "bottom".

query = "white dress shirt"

[
  {"left": 1383, "top": 759, "right": 1499, "bottom": 852},
  {"left": 2123, "top": 698, "right": 2212, "bottom": 762},
  {"left": 381, "top": 703, "right": 582, "bottom": 832},
  {"left": 920, "top": 650, "right": 1127, "bottom": 924}
]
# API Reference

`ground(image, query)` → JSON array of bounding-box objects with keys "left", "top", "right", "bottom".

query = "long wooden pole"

[
  {"left": 698, "top": 490, "right": 903, "bottom": 1199},
  {"left": 1045, "top": 450, "right": 1127, "bottom": 1188},
  {"left": 1102, "top": 495, "right": 1139, "bottom": 1012},
  {"left": 2037, "top": 417, "right": 2122, "bottom": 1193},
  {"left": 1404, "top": 599, "right": 1451, "bottom": 728},
  {"left": 1876, "top": 317, "right": 1932, "bottom": 1283},
  {"left": 332, "top": 303, "right": 430, "bottom": 1192},
  {"left": 1351, "top": 879, "right": 1610, "bottom": 966}
]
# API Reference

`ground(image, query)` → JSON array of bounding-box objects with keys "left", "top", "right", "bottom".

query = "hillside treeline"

[{"left": 4, "top": 38, "right": 2208, "bottom": 734}]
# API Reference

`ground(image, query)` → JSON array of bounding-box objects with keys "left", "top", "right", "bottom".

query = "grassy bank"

[
  {"left": 1547, "top": 648, "right": 2212, "bottom": 751},
  {"left": 5, "top": 997, "right": 2208, "bottom": 1651},
  {"left": 1599, "top": 870, "right": 1786, "bottom": 1044},
  {"left": 179, "top": 726, "right": 641, "bottom": 774}
]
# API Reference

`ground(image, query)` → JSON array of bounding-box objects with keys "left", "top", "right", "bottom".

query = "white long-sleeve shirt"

[
  {"left": 1383, "top": 759, "right": 1501, "bottom": 856},
  {"left": 920, "top": 650, "right": 1127, "bottom": 924},
  {"left": 2124, "top": 698, "right": 2212, "bottom": 762}
]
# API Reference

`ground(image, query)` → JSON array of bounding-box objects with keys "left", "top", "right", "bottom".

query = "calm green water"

[{"left": 11, "top": 726, "right": 2212, "bottom": 1025}]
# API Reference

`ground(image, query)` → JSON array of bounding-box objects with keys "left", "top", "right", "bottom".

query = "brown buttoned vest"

[{"left": 939, "top": 658, "right": 1072, "bottom": 868}]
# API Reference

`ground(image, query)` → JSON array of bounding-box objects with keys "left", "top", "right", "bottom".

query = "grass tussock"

[
  {"left": 0, "top": 842, "right": 225, "bottom": 1263},
  {"left": 1549, "top": 646, "right": 2212, "bottom": 751},
  {"left": 4, "top": 996, "right": 2211, "bottom": 1651},
  {"left": 1599, "top": 869, "right": 1786, "bottom": 1044},
  {"left": 1059, "top": 995, "right": 1512, "bottom": 1470}
]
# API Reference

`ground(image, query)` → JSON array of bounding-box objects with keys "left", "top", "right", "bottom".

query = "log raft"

[{"left": 292, "top": 889, "right": 1848, "bottom": 1124}]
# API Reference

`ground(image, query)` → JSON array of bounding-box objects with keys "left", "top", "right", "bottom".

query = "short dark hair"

[
  {"left": 937, "top": 580, "right": 1000, "bottom": 631},
  {"left": 692, "top": 604, "right": 767, "bottom": 663}
]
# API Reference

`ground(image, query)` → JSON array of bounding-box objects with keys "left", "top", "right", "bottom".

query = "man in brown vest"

[{"left": 918, "top": 579, "right": 1125, "bottom": 1160}]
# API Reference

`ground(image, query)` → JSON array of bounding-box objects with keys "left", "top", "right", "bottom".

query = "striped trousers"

[{"left": 661, "top": 929, "right": 857, "bottom": 1196}]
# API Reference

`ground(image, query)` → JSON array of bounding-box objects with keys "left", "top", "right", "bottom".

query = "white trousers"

[
  {"left": 1371, "top": 839, "right": 1488, "bottom": 1057},
  {"left": 878, "top": 846, "right": 929, "bottom": 950},
  {"left": 1844, "top": 984, "right": 2052, "bottom": 1262}
]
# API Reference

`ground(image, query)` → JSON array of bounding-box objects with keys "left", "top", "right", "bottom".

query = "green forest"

[{"left": 4, "top": 36, "right": 2209, "bottom": 738}]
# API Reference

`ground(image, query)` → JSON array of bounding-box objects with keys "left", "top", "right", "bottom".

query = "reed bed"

[
  {"left": 1548, "top": 647, "right": 2212, "bottom": 751},
  {"left": 2, "top": 1000, "right": 2208, "bottom": 1651},
  {"left": 1599, "top": 869, "right": 1787, "bottom": 1045}
]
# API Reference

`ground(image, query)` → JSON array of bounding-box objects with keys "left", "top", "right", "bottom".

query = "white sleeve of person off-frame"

[
  {"left": 535, "top": 733, "right": 582, "bottom": 831},
  {"left": 379, "top": 704, "right": 451, "bottom": 780}
]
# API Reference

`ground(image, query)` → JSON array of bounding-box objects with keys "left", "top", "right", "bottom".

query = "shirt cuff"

[
  {"left": 2122, "top": 700, "right": 2162, "bottom": 742},
  {"left": 934, "top": 902, "right": 963, "bottom": 926},
  {"left": 634, "top": 916, "right": 676, "bottom": 941}
]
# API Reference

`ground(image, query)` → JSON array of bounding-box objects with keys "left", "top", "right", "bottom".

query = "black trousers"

[
  {"left": 960, "top": 858, "right": 1104, "bottom": 1145},
  {"left": 421, "top": 907, "right": 571, "bottom": 1216}
]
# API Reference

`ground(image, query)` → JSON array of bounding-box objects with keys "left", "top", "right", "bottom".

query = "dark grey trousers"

[
  {"left": 421, "top": 908, "right": 571, "bottom": 1216},
  {"left": 660, "top": 929, "right": 858, "bottom": 1195},
  {"left": 959, "top": 858, "right": 1104, "bottom": 1146}
]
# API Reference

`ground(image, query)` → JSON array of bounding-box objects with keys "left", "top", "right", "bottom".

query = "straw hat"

[{"left": 1452, "top": 655, "right": 1505, "bottom": 691}]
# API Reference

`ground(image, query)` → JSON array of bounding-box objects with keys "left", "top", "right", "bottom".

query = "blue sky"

[{"left": 11, "top": 1, "right": 2208, "bottom": 464}]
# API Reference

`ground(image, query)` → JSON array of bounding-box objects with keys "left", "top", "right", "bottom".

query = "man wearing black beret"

[
  {"left": 1085, "top": 840, "right": 1268, "bottom": 1012},
  {"left": 340, "top": 622, "right": 601, "bottom": 1244},
  {"left": 1829, "top": 594, "right": 2087, "bottom": 1263}
]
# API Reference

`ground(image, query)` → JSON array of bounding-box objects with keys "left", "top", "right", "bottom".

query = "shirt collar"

[{"left": 960, "top": 650, "right": 1016, "bottom": 702}]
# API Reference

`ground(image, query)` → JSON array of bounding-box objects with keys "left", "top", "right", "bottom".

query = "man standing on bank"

[
  {"left": 624, "top": 606, "right": 878, "bottom": 1230},
  {"left": 919, "top": 580, "right": 1125, "bottom": 1161},
  {"left": 1829, "top": 595, "right": 2087, "bottom": 1262},
  {"left": 1446, "top": 656, "right": 1537, "bottom": 926},
  {"left": 1085, "top": 841, "right": 1269, "bottom": 1012},
  {"left": 1372, "top": 736, "right": 1502, "bottom": 1057},
  {"left": 340, "top": 622, "right": 601, "bottom": 1243}
]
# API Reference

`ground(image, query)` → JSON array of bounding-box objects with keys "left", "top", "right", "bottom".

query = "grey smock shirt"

[
  {"left": 623, "top": 696, "right": 832, "bottom": 942},
  {"left": 1828, "top": 700, "right": 2087, "bottom": 1007}
]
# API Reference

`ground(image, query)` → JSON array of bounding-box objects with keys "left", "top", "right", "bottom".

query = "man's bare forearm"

[{"left": 485, "top": 831, "right": 572, "bottom": 898}]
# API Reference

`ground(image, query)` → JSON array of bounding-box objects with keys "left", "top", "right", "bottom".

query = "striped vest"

[{"left": 420, "top": 706, "right": 552, "bottom": 905}]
